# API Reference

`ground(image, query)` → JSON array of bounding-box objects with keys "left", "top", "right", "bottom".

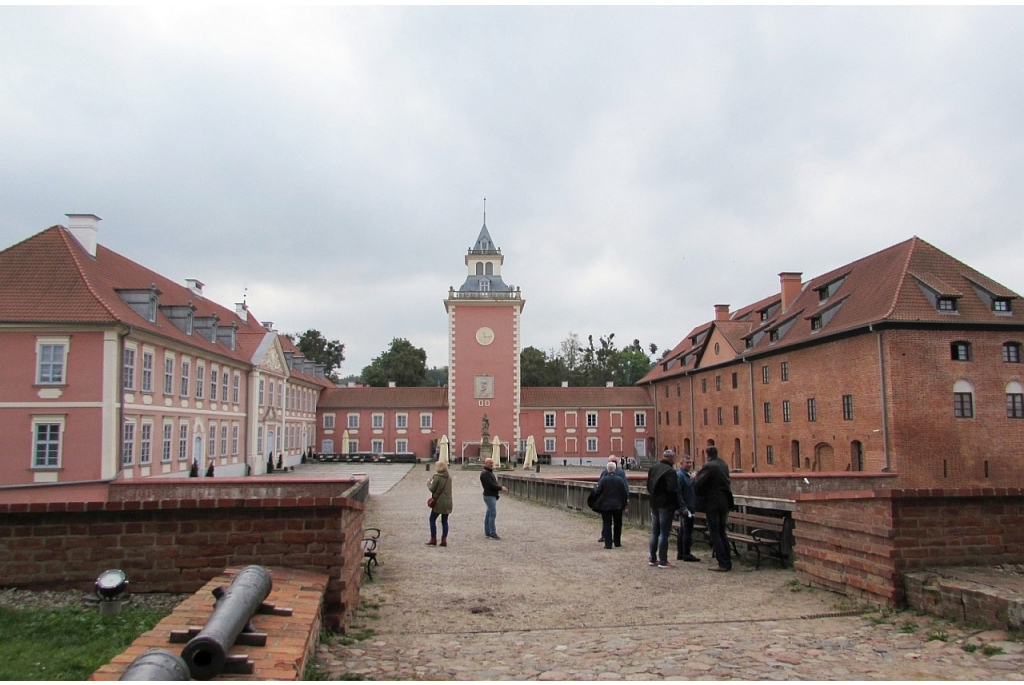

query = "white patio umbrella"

[
  {"left": 523, "top": 435, "right": 537, "bottom": 469},
  {"left": 438, "top": 434, "right": 450, "bottom": 465},
  {"left": 341, "top": 430, "right": 350, "bottom": 454},
  {"left": 491, "top": 436, "right": 500, "bottom": 466}
]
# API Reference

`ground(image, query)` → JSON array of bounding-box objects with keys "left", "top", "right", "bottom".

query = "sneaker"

[
  {"left": 657, "top": 562, "right": 675, "bottom": 569},
  {"left": 648, "top": 559, "right": 657, "bottom": 567}
]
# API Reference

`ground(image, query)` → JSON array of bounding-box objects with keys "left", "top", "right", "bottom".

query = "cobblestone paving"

[{"left": 317, "top": 465, "right": 1023, "bottom": 680}]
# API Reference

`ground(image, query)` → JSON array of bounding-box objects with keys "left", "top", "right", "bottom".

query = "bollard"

[
  {"left": 180, "top": 565, "right": 273, "bottom": 680},
  {"left": 535, "top": 461, "right": 541, "bottom": 473},
  {"left": 426, "top": 462, "right": 431, "bottom": 471},
  {"left": 120, "top": 649, "right": 190, "bottom": 681}
]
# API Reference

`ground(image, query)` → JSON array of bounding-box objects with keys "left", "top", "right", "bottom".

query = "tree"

[
  {"left": 362, "top": 338, "right": 431, "bottom": 387},
  {"left": 521, "top": 346, "right": 560, "bottom": 387},
  {"left": 288, "top": 329, "right": 345, "bottom": 383},
  {"left": 426, "top": 366, "right": 449, "bottom": 386},
  {"left": 519, "top": 332, "right": 657, "bottom": 387}
]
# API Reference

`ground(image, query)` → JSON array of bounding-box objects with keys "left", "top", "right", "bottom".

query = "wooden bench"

[
  {"left": 362, "top": 528, "right": 381, "bottom": 580},
  {"left": 684, "top": 512, "right": 787, "bottom": 569}
]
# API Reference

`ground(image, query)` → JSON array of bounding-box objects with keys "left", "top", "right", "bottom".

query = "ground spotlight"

[{"left": 95, "top": 568, "right": 129, "bottom": 602}]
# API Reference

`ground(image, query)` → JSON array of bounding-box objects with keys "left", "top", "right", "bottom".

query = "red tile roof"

[
  {"left": 319, "top": 386, "right": 448, "bottom": 409},
  {"left": 1, "top": 225, "right": 271, "bottom": 365},
  {"left": 521, "top": 386, "right": 654, "bottom": 408},
  {"left": 641, "top": 236, "right": 1023, "bottom": 384}
]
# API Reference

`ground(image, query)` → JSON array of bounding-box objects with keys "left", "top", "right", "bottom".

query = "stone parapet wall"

[
  {"left": 730, "top": 472, "right": 898, "bottom": 499},
  {"left": 0, "top": 478, "right": 368, "bottom": 629},
  {"left": 794, "top": 488, "right": 1024, "bottom": 606}
]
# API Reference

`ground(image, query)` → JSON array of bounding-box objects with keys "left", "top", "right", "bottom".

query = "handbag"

[{"left": 427, "top": 497, "right": 435, "bottom": 508}]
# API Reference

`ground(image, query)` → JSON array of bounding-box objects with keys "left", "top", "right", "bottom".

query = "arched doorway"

[
  {"left": 814, "top": 443, "right": 835, "bottom": 472},
  {"left": 850, "top": 440, "right": 864, "bottom": 471}
]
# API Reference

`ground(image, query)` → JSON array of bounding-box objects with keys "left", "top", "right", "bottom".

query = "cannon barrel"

[
  {"left": 119, "top": 649, "right": 189, "bottom": 681},
  {"left": 180, "top": 565, "right": 273, "bottom": 680}
]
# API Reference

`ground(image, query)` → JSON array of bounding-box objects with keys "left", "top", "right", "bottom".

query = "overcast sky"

[{"left": 2, "top": 7, "right": 1023, "bottom": 376}]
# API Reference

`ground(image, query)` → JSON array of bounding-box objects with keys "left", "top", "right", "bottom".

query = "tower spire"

[{"left": 483, "top": 197, "right": 486, "bottom": 227}]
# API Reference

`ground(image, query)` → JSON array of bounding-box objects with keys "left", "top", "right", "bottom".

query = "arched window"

[
  {"left": 953, "top": 379, "right": 975, "bottom": 418},
  {"left": 475, "top": 262, "right": 483, "bottom": 275},
  {"left": 485, "top": 262, "right": 493, "bottom": 275},
  {"left": 1006, "top": 380, "right": 1024, "bottom": 418}
]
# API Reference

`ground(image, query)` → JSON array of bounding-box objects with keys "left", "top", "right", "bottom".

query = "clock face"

[{"left": 476, "top": 326, "right": 495, "bottom": 346}]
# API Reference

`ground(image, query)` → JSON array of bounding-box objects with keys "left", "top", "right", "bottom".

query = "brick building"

[{"left": 639, "top": 236, "right": 1024, "bottom": 488}]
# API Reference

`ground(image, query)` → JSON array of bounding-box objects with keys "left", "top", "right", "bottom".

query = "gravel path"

[{"left": 317, "top": 465, "right": 1024, "bottom": 680}]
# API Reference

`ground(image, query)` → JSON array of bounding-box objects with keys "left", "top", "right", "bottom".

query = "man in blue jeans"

[
  {"left": 479, "top": 457, "right": 507, "bottom": 539},
  {"left": 646, "top": 449, "right": 680, "bottom": 568}
]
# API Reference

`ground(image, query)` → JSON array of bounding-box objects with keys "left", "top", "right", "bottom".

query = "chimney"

[
  {"left": 606, "top": 381, "right": 614, "bottom": 387},
  {"left": 65, "top": 213, "right": 101, "bottom": 257},
  {"left": 185, "top": 279, "right": 204, "bottom": 298},
  {"left": 714, "top": 304, "right": 730, "bottom": 321},
  {"left": 561, "top": 381, "right": 569, "bottom": 388},
  {"left": 262, "top": 321, "right": 275, "bottom": 331},
  {"left": 388, "top": 381, "right": 397, "bottom": 388},
  {"left": 780, "top": 272, "right": 803, "bottom": 311},
  {"left": 235, "top": 303, "right": 248, "bottom": 322}
]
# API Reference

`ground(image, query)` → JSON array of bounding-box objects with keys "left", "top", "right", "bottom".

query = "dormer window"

[
  {"left": 810, "top": 316, "right": 822, "bottom": 331},
  {"left": 815, "top": 275, "right": 847, "bottom": 304},
  {"left": 760, "top": 310, "right": 769, "bottom": 322},
  {"left": 994, "top": 298, "right": 1012, "bottom": 313},
  {"left": 769, "top": 329, "right": 779, "bottom": 343},
  {"left": 479, "top": 278, "right": 490, "bottom": 292},
  {"left": 938, "top": 297, "right": 958, "bottom": 312}
]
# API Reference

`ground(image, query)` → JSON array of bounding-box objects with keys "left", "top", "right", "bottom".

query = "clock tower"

[{"left": 445, "top": 219, "right": 524, "bottom": 463}]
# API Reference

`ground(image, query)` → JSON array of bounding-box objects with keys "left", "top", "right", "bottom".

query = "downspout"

[
  {"left": 873, "top": 325, "right": 892, "bottom": 471},
  {"left": 747, "top": 358, "right": 758, "bottom": 472},
  {"left": 688, "top": 375, "right": 696, "bottom": 459}
]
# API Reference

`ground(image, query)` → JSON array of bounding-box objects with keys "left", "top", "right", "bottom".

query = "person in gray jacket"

[{"left": 593, "top": 461, "right": 630, "bottom": 549}]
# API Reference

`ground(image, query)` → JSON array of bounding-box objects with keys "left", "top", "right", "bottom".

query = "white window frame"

[
  {"left": 220, "top": 425, "right": 228, "bottom": 457},
  {"left": 544, "top": 437, "right": 556, "bottom": 453},
  {"left": 420, "top": 413, "right": 432, "bottom": 429},
  {"left": 232, "top": 373, "right": 240, "bottom": 404},
  {"left": 396, "top": 439, "right": 409, "bottom": 453},
  {"left": 371, "top": 439, "right": 384, "bottom": 453},
  {"left": 123, "top": 346, "right": 136, "bottom": 390},
  {"left": 222, "top": 369, "right": 230, "bottom": 403},
  {"left": 208, "top": 422, "right": 217, "bottom": 457},
  {"left": 634, "top": 411, "right": 646, "bottom": 428},
  {"left": 544, "top": 412, "right": 556, "bottom": 428},
  {"left": 231, "top": 424, "right": 239, "bottom": 455},
  {"left": 586, "top": 437, "right": 598, "bottom": 452},
  {"left": 372, "top": 413, "right": 384, "bottom": 429},
  {"left": 164, "top": 355, "right": 175, "bottom": 395},
  {"left": 180, "top": 359, "right": 191, "bottom": 397},
  {"left": 178, "top": 423, "right": 189, "bottom": 461},
  {"left": 141, "top": 349, "right": 154, "bottom": 393},
  {"left": 348, "top": 413, "right": 360, "bottom": 429},
  {"left": 195, "top": 363, "right": 205, "bottom": 399},
  {"left": 396, "top": 413, "right": 408, "bottom": 429},
  {"left": 586, "top": 411, "right": 598, "bottom": 428},
  {"left": 32, "top": 416, "right": 65, "bottom": 468},
  {"left": 210, "top": 367, "right": 218, "bottom": 401},
  {"left": 324, "top": 414, "right": 336, "bottom": 429},
  {"left": 36, "top": 338, "right": 69, "bottom": 385},
  {"left": 162, "top": 423, "right": 173, "bottom": 462},
  {"left": 140, "top": 422, "right": 152, "bottom": 465},
  {"left": 122, "top": 420, "right": 136, "bottom": 466},
  {"left": 258, "top": 378, "right": 265, "bottom": 406}
]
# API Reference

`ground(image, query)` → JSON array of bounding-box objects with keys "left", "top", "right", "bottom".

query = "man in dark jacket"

[
  {"left": 646, "top": 449, "right": 680, "bottom": 568},
  {"left": 597, "top": 455, "right": 628, "bottom": 543},
  {"left": 676, "top": 455, "right": 700, "bottom": 562},
  {"left": 693, "top": 446, "right": 733, "bottom": 571},
  {"left": 593, "top": 461, "right": 630, "bottom": 549},
  {"left": 480, "top": 457, "right": 507, "bottom": 540}
]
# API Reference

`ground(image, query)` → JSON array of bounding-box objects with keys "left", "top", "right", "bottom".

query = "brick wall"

[
  {"left": 731, "top": 472, "right": 898, "bottom": 499},
  {"left": 794, "top": 488, "right": 1024, "bottom": 606},
  {"left": 0, "top": 478, "right": 368, "bottom": 630}
]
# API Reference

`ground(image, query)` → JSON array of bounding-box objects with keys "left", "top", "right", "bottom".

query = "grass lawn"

[{"left": 0, "top": 603, "right": 170, "bottom": 680}]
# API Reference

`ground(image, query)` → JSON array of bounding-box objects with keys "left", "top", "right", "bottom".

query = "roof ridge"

[
  {"left": 56, "top": 226, "right": 121, "bottom": 322},
  {"left": 884, "top": 236, "right": 921, "bottom": 320}
]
